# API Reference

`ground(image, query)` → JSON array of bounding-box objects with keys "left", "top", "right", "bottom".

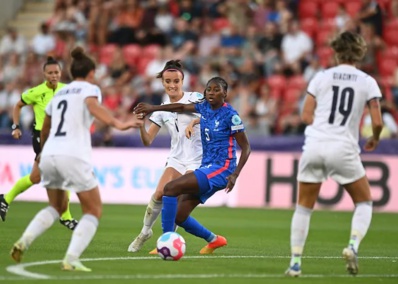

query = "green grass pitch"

[{"left": 0, "top": 202, "right": 397, "bottom": 284}]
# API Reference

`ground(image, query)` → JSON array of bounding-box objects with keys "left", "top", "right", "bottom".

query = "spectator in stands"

[
  {"left": 2, "top": 53, "right": 22, "bottom": 84},
  {"left": 107, "top": 46, "right": 132, "bottom": 87},
  {"left": 253, "top": 83, "right": 277, "bottom": 135},
  {"left": 360, "top": 23, "right": 384, "bottom": 74},
  {"left": 0, "top": 82, "right": 20, "bottom": 129},
  {"left": 31, "top": 23, "right": 55, "bottom": 57},
  {"left": 197, "top": 20, "right": 221, "bottom": 58},
  {"left": 169, "top": 17, "right": 198, "bottom": 51},
  {"left": 21, "top": 51, "right": 43, "bottom": 86},
  {"left": 155, "top": 4, "right": 174, "bottom": 34},
  {"left": 281, "top": 19, "right": 313, "bottom": 76},
  {"left": 391, "top": 67, "right": 398, "bottom": 106},
  {"left": 392, "top": 0, "right": 398, "bottom": 19},
  {"left": 303, "top": 55, "right": 323, "bottom": 83},
  {"left": 0, "top": 27, "right": 27, "bottom": 61},
  {"left": 257, "top": 22, "right": 283, "bottom": 77},
  {"left": 361, "top": 105, "right": 398, "bottom": 139},
  {"left": 335, "top": 4, "right": 351, "bottom": 32},
  {"left": 356, "top": 0, "right": 383, "bottom": 36},
  {"left": 280, "top": 107, "right": 306, "bottom": 135}
]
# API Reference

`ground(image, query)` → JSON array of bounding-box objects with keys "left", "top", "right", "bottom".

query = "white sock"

[
  {"left": 20, "top": 206, "right": 59, "bottom": 248},
  {"left": 290, "top": 205, "right": 312, "bottom": 266},
  {"left": 349, "top": 201, "right": 372, "bottom": 252},
  {"left": 141, "top": 195, "right": 162, "bottom": 235},
  {"left": 64, "top": 214, "right": 99, "bottom": 262}
]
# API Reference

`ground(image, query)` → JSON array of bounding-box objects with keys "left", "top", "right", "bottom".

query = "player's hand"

[
  {"left": 225, "top": 173, "right": 239, "bottom": 193},
  {"left": 12, "top": 129, "right": 22, "bottom": 139},
  {"left": 185, "top": 121, "right": 195, "bottom": 139},
  {"left": 133, "top": 103, "right": 153, "bottom": 118},
  {"left": 363, "top": 136, "right": 379, "bottom": 152}
]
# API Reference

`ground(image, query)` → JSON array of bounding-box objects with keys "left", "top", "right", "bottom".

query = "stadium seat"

[
  {"left": 99, "top": 44, "right": 118, "bottom": 66},
  {"left": 383, "top": 20, "right": 398, "bottom": 46},
  {"left": 317, "top": 46, "right": 334, "bottom": 67},
  {"left": 321, "top": 1, "right": 340, "bottom": 19},
  {"left": 122, "top": 44, "right": 142, "bottom": 67},
  {"left": 267, "top": 75, "right": 287, "bottom": 99},
  {"left": 212, "top": 18, "right": 230, "bottom": 32},
  {"left": 137, "top": 57, "right": 153, "bottom": 75},
  {"left": 380, "top": 46, "right": 398, "bottom": 63},
  {"left": 301, "top": 17, "right": 318, "bottom": 38},
  {"left": 283, "top": 87, "right": 302, "bottom": 104},
  {"left": 378, "top": 58, "right": 397, "bottom": 77},
  {"left": 298, "top": 0, "right": 318, "bottom": 19},
  {"left": 315, "top": 30, "right": 333, "bottom": 46},
  {"left": 287, "top": 75, "right": 307, "bottom": 90},
  {"left": 344, "top": 1, "right": 362, "bottom": 17},
  {"left": 142, "top": 44, "right": 161, "bottom": 60}
]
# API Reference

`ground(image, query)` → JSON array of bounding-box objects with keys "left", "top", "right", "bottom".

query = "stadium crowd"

[{"left": 0, "top": 0, "right": 397, "bottom": 141}]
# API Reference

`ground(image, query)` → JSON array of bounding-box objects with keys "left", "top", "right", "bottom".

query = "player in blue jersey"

[{"left": 134, "top": 77, "right": 251, "bottom": 253}]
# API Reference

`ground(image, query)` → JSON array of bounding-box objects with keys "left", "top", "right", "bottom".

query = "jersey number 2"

[
  {"left": 328, "top": 86, "right": 354, "bottom": 126},
  {"left": 55, "top": 100, "right": 68, "bottom": 136}
]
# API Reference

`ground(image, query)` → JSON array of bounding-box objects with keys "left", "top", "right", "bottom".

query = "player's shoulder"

[{"left": 25, "top": 82, "right": 47, "bottom": 95}]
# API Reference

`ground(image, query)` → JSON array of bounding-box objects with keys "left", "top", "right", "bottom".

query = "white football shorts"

[
  {"left": 297, "top": 141, "right": 366, "bottom": 185},
  {"left": 40, "top": 155, "right": 98, "bottom": 192},
  {"left": 166, "top": 157, "right": 201, "bottom": 174}
]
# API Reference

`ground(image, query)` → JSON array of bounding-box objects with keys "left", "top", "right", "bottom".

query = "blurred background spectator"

[{"left": 0, "top": 0, "right": 397, "bottom": 145}]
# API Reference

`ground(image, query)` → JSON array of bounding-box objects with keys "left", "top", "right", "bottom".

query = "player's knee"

[
  {"left": 29, "top": 173, "right": 41, "bottom": 184},
  {"left": 153, "top": 190, "right": 163, "bottom": 201},
  {"left": 83, "top": 206, "right": 102, "bottom": 219},
  {"left": 53, "top": 202, "right": 68, "bottom": 216},
  {"left": 163, "top": 182, "right": 176, "bottom": 196}
]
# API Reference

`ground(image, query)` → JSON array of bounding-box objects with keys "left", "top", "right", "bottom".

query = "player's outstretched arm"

[
  {"left": 11, "top": 100, "right": 26, "bottom": 139},
  {"left": 134, "top": 102, "right": 196, "bottom": 117},
  {"left": 139, "top": 123, "right": 161, "bottom": 146},
  {"left": 364, "top": 98, "right": 383, "bottom": 152},
  {"left": 225, "top": 131, "right": 251, "bottom": 193},
  {"left": 86, "top": 97, "right": 143, "bottom": 130}
]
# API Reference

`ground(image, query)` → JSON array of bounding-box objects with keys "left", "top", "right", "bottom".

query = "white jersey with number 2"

[
  {"left": 305, "top": 64, "right": 382, "bottom": 152},
  {"left": 42, "top": 81, "right": 102, "bottom": 164}
]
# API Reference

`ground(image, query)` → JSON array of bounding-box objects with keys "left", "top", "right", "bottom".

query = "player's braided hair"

[
  {"left": 43, "top": 56, "right": 60, "bottom": 71},
  {"left": 156, "top": 59, "right": 185, "bottom": 79},
  {"left": 70, "top": 46, "right": 96, "bottom": 79},
  {"left": 331, "top": 31, "right": 367, "bottom": 64},
  {"left": 206, "top": 77, "right": 228, "bottom": 93}
]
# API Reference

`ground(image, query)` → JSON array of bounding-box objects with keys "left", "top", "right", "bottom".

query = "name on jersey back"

[
  {"left": 56, "top": 88, "right": 82, "bottom": 96},
  {"left": 333, "top": 73, "right": 358, "bottom": 81}
]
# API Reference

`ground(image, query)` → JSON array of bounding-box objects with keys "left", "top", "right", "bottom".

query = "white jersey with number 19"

[
  {"left": 305, "top": 64, "right": 382, "bottom": 152},
  {"left": 41, "top": 81, "right": 102, "bottom": 164}
]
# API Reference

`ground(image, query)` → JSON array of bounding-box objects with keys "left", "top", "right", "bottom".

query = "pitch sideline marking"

[{"left": 6, "top": 255, "right": 398, "bottom": 280}]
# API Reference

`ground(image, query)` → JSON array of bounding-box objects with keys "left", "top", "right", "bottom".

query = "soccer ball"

[{"left": 156, "top": 232, "right": 186, "bottom": 261}]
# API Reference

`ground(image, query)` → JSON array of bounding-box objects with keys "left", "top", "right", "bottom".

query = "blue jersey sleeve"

[
  {"left": 194, "top": 101, "right": 207, "bottom": 114},
  {"left": 229, "top": 110, "right": 245, "bottom": 134}
]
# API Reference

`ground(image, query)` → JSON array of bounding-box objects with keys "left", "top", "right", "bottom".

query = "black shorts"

[{"left": 32, "top": 129, "right": 41, "bottom": 161}]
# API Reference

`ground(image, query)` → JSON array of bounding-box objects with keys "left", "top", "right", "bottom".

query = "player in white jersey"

[
  {"left": 10, "top": 47, "right": 143, "bottom": 272},
  {"left": 285, "top": 31, "right": 383, "bottom": 277},
  {"left": 127, "top": 60, "right": 204, "bottom": 253}
]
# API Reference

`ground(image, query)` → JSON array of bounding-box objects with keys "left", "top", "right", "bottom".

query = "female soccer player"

[
  {"left": 284, "top": 31, "right": 383, "bottom": 277},
  {"left": 127, "top": 60, "right": 204, "bottom": 253},
  {"left": 0, "top": 57, "right": 78, "bottom": 230},
  {"left": 10, "top": 46, "right": 143, "bottom": 271},
  {"left": 134, "top": 77, "right": 251, "bottom": 254}
]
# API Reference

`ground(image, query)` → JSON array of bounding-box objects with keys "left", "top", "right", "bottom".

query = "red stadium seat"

[
  {"left": 122, "top": 44, "right": 142, "bottom": 67},
  {"left": 287, "top": 75, "right": 307, "bottom": 90},
  {"left": 317, "top": 46, "right": 334, "bottom": 67},
  {"left": 142, "top": 44, "right": 161, "bottom": 60},
  {"left": 212, "top": 18, "right": 230, "bottom": 32},
  {"left": 378, "top": 58, "right": 397, "bottom": 77},
  {"left": 298, "top": 0, "right": 318, "bottom": 19},
  {"left": 315, "top": 30, "right": 333, "bottom": 46},
  {"left": 344, "top": 1, "right": 362, "bottom": 17},
  {"left": 301, "top": 17, "right": 318, "bottom": 38},
  {"left": 283, "top": 87, "right": 302, "bottom": 104},
  {"left": 321, "top": 1, "right": 340, "bottom": 19},
  {"left": 267, "top": 75, "right": 287, "bottom": 99},
  {"left": 383, "top": 20, "right": 398, "bottom": 46},
  {"left": 99, "top": 44, "right": 117, "bottom": 66},
  {"left": 381, "top": 47, "right": 398, "bottom": 63},
  {"left": 136, "top": 57, "right": 153, "bottom": 75}
]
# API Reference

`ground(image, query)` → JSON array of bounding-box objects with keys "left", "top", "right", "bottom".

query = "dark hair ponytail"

[
  {"left": 43, "top": 56, "right": 61, "bottom": 71},
  {"left": 156, "top": 59, "right": 184, "bottom": 79},
  {"left": 70, "top": 46, "right": 96, "bottom": 79}
]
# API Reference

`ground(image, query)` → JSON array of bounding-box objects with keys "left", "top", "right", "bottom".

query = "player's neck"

[{"left": 169, "top": 92, "right": 184, "bottom": 103}]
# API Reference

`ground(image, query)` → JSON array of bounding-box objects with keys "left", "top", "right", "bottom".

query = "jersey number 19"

[{"left": 328, "top": 86, "right": 354, "bottom": 126}]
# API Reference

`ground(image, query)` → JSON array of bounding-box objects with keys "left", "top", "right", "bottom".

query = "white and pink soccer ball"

[{"left": 156, "top": 232, "right": 186, "bottom": 261}]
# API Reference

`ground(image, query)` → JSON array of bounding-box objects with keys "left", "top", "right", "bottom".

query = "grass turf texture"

[{"left": 0, "top": 202, "right": 397, "bottom": 284}]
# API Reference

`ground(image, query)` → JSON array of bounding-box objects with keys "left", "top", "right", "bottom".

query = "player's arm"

[
  {"left": 301, "top": 93, "right": 316, "bottom": 125},
  {"left": 86, "top": 97, "right": 143, "bottom": 130},
  {"left": 134, "top": 102, "right": 196, "bottom": 117},
  {"left": 40, "top": 114, "right": 52, "bottom": 149},
  {"left": 225, "top": 131, "right": 251, "bottom": 193},
  {"left": 139, "top": 123, "right": 161, "bottom": 146},
  {"left": 364, "top": 98, "right": 383, "bottom": 151},
  {"left": 11, "top": 100, "right": 27, "bottom": 139},
  {"left": 185, "top": 117, "right": 200, "bottom": 139}
]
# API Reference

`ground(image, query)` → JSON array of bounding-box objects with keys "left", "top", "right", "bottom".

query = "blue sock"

[
  {"left": 161, "top": 196, "right": 178, "bottom": 233},
  {"left": 179, "top": 216, "right": 215, "bottom": 242}
]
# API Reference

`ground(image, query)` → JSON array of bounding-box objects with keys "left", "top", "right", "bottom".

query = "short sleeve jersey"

[
  {"left": 149, "top": 92, "right": 204, "bottom": 164},
  {"left": 21, "top": 81, "right": 66, "bottom": 131},
  {"left": 41, "top": 81, "right": 102, "bottom": 163},
  {"left": 305, "top": 65, "right": 382, "bottom": 150},
  {"left": 194, "top": 101, "right": 245, "bottom": 166}
]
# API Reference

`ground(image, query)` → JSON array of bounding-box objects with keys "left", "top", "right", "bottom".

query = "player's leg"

[
  {"left": 162, "top": 172, "right": 200, "bottom": 233},
  {"left": 175, "top": 194, "right": 227, "bottom": 254},
  {"left": 341, "top": 176, "right": 372, "bottom": 275},
  {"left": 286, "top": 182, "right": 321, "bottom": 277},
  {"left": 62, "top": 186, "right": 101, "bottom": 272},
  {"left": 59, "top": 190, "right": 79, "bottom": 230},
  {"left": 0, "top": 161, "right": 40, "bottom": 221},
  {"left": 128, "top": 167, "right": 181, "bottom": 252},
  {"left": 11, "top": 188, "right": 67, "bottom": 262}
]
